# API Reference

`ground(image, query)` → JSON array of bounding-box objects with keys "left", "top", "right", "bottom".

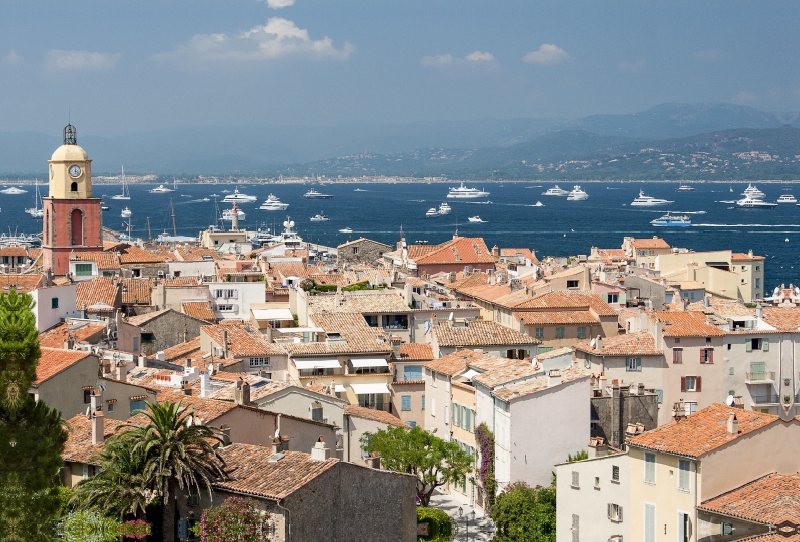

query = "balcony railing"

[
  {"left": 746, "top": 371, "right": 776, "bottom": 383},
  {"left": 751, "top": 392, "right": 780, "bottom": 405}
]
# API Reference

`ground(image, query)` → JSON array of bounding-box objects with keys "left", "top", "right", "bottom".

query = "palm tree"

[{"left": 124, "top": 400, "right": 227, "bottom": 542}]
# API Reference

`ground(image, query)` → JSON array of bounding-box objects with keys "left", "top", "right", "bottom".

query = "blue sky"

[{"left": 1, "top": 1, "right": 798, "bottom": 136}]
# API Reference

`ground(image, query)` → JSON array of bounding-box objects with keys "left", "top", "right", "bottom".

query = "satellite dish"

[
  {"left": 283, "top": 221, "right": 289, "bottom": 227},
  {"left": 289, "top": 221, "right": 295, "bottom": 227},
  {"left": 725, "top": 395, "right": 735, "bottom": 406},
  {"left": 448, "top": 312, "right": 454, "bottom": 321}
]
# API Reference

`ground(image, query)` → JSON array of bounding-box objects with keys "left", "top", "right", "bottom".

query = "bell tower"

[{"left": 42, "top": 124, "right": 103, "bottom": 275}]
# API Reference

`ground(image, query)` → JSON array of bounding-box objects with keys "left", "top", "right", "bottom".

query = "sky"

[{"left": 1, "top": 1, "right": 799, "bottom": 137}]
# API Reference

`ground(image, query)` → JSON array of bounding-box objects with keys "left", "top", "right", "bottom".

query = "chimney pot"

[
  {"left": 311, "top": 438, "right": 330, "bottom": 461},
  {"left": 220, "top": 424, "right": 231, "bottom": 446},
  {"left": 727, "top": 413, "right": 739, "bottom": 435},
  {"left": 234, "top": 379, "right": 250, "bottom": 406}
]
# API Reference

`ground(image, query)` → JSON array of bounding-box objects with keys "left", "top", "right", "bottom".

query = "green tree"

[
  {"left": 361, "top": 425, "right": 472, "bottom": 507},
  {"left": 195, "top": 496, "right": 271, "bottom": 542},
  {"left": 567, "top": 450, "right": 588, "bottom": 462},
  {"left": 491, "top": 480, "right": 557, "bottom": 542},
  {"left": 121, "top": 400, "right": 227, "bottom": 542}
]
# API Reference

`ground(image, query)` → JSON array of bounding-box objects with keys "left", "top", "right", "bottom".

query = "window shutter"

[
  {"left": 763, "top": 338, "right": 769, "bottom": 352},
  {"left": 618, "top": 506, "right": 622, "bottom": 522},
  {"left": 472, "top": 409, "right": 477, "bottom": 431},
  {"left": 637, "top": 358, "right": 642, "bottom": 371},
  {"left": 645, "top": 504, "right": 656, "bottom": 542},
  {"left": 696, "top": 376, "right": 702, "bottom": 392},
  {"left": 673, "top": 349, "right": 679, "bottom": 363},
  {"left": 746, "top": 341, "right": 752, "bottom": 352},
  {"left": 709, "top": 349, "right": 714, "bottom": 363},
  {"left": 607, "top": 503, "right": 612, "bottom": 519},
  {"left": 678, "top": 513, "right": 685, "bottom": 542},
  {"left": 681, "top": 376, "right": 686, "bottom": 392},
  {"left": 699, "top": 349, "right": 704, "bottom": 362}
]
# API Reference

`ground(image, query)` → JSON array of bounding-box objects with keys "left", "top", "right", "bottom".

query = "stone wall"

[
  {"left": 337, "top": 238, "right": 393, "bottom": 266},
  {"left": 591, "top": 384, "right": 659, "bottom": 448}
]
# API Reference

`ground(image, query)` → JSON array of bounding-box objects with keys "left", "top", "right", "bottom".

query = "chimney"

[
  {"left": 703, "top": 295, "right": 711, "bottom": 308},
  {"left": 200, "top": 366, "right": 212, "bottom": 398},
  {"left": 492, "top": 245, "right": 499, "bottom": 258},
  {"left": 90, "top": 390, "right": 104, "bottom": 445},
  {"left": 222, "top": 330, "right": 229, "bottom": 359},
  {"left": 595, "top": 335, "right": 603, "bottom": 351},
  {"left": 64, "top": 335, "right": 75, "bottom": 350},
  {"left": 547, "top": 369, "right": 562, "bottom": 387},
  {"left": 138, "top": 355, "right": 147, "bottom": 368},
  {"left": 756, "top": 303, "right": 763, "bottom": 321},
  {"left": 598, "top": 373, "right": 608, "bottom": 395},
  {"left": 271, "top": 438, "right": 281, "bottom": 455},
  {"left": 390, "top": 337, "right": 402, "bottom": 360},
  {"left": 672, "top": 401, "right": 686, "bottom": 422},
  {"left": 311, "top": 436, "right": 330, "bottom": 461},
  {"left": 115, "top": 361, "right": 127, "bottom": 382},
  {"left": 727, "top": 413, "right": 739, "bottom": 435},
  {"left": 156, "top": 351, "right": 165, "bottom": 361},
  {"left": 588, "top": 436, "right": 608, "bottom": 458},
  {"left": 234, "top": 379, "right": 250, "bottom": 406},
  {"left": 220, "top": 424, "right": 231, "bottom": 446},
  {"left": 638, "top": 382, "right": 645, "bottom": 395}
]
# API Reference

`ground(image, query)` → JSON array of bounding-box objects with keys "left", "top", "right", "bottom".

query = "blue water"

[{"left": 5, "top": 181, "right": 800, "bottom": 290}]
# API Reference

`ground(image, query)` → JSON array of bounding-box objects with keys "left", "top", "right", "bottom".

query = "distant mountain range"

[{"left": 1, "top": 103, "right": 799, "bottom": 178}]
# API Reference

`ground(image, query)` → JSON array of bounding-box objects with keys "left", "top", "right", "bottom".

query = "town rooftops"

[
  {"left": 471, "top": 361, "right": 541, "bottom": 389},
  {"left": 649, "top": 310, "right": 725, "bottom": 337},
  {"left": 155, "top": 389, "right": 238, "bottom": 421},
  {"left": 33, "top": 348, "right": 94, "bottom": 386},
  {"left": 148, "top": 336, "right": 202, "bottom": 363},
  {"left": 70, "top": 251, "right": 121, "bottom": 270},
  {"left": 493, "top": 367, "right": 590, "bottom": 401},
  {"left": 308, "top": 291, "right": 410, "bottom": 314},
  {"left": 182, "top": 301, "right": 217, "bottom": 323},
  {"left": 432, "top": 320, "right": 540, "bottom": 348},
  {"left": 424, "top": 349, "right": 493, "bottom": 377},
  {"left": 213, "top": 444, "right": 338, "bottom": 500},
  {"left": 574, "top": 331, "right": 662, "bottom": 356},
  {"left": 125, "top": 308, "right": 175, "bottom": 327},
  {"left": 0, "top": 273, "right": 46, "bottom": 293},
  {"left": 500, "top": 248, "right": 538, "bottom": 263},
  {"left": 732, "top": 252, "right": 766, "bottom": 261},
  {"left": 510, "top": 291, "right": 617, "bottom": 317},
  {"left": 631, "top": 237, "right": 671, "bottom": 249},
  {"left": 76, "top": 277, "right": 119, "bottom": 311},
  {"left": 121, "top": 278, "right": 153, "bottom": 305},
  {"left": 414, "top": 237, "right": 495, "bottom": 266},
  {"left": 397, "top": 342, "right": 433, "bottom": 361},
  {"left": 288, "top": 313, "right": 392, "bottom": 356},
  {"left": 697, "top": 472, "right": 800, "bottom": 527},
  {"left": 627, "top": 403, "right": 777, "bottom": 458},
  {"left": 337, "top": 237, "right": 392, "bottom": 250},
  {"left": 761, "top": 307, "right": 800, "bottom": 333},
  {"left": 205, "top": 376, "right": 292, "bottom": 403},
  {"left": 344, "top": 404, "right": 408, "bottom": 427},
  {"left": 39, "top": 321, "right": 106, "bottom": 349},
  {"left": 515, "top": 310, "right": 600, "bottom": 325},
  {"left": 62, "top": 414, "right": 132, "bottom": 465},
  {"left": 202, "top": 322, "right": 286, "bottom": 358}
]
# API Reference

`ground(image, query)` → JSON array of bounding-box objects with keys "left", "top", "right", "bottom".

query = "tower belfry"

[{"left": 42, "top": 124, "right": 103, "bottom": 275}]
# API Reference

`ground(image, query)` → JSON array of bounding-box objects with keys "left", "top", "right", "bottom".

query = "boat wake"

[{"left": 694, "top": 223, "right": 800, "bottom": 227}]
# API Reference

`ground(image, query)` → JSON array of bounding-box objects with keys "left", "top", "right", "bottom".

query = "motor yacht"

[
  {"left": 121, "top": 207, "right": 132, "bottom": 218},
  {"left": 438, "top": 202, "right": 452, "bottom": 215},
  {"left": 468, "top": 216, "right": 485, "bottom": 223},
  {"left": 310, "top": 213, "right": 329, "bottom": 222},
  {"left": 741, "top": 184, "right": 765, "bottom": 199},
  {"left": 777, "top": 194, "right": 797, "bottom": 204},
  {"left": 303, "top": 188, "right": 334, "bottom": 199},
  {"left": 259, "top": 194, "right": 289, "bottom": 210},
  {"left": 446, "top": 182, "right": 490, "bottom": 199},
  {"left": 339, "top": 227, "right": 353, "bottom": 234},
  {"left": 650, "top": 212, "right": 692, "bottom": 227},
  {"left": 630, "top": 190, "right": 674, "bottom": 207},
  {"left": 566, "top": 185, "right": 589, "bottom": 201},
  {"left": 221, "top": 208, "right": 246, "bottom": 221},
  {"left": 149, "top": 184, "right": 175, "bottom": 194},
  {"left": 675, "top": 183, "right": 695, "bottom": 192},
  {"left": 222, "top": 188, "right": 257, "bottom": 203},
  {"left": 425, "top": 207, "right": 439, "bottom": 217},
  {"left": 542, "top": 185, "right": 570, "bottom": 196},
  {"left": 735, "top": 196, "right": 777, "bottom": 209},
  {"left": 0, "top": 187, "right": 27, "bottom": 195}
]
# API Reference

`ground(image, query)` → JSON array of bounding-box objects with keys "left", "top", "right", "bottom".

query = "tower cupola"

[{"left": 48, "top": 123, "right": 92, "bottom": 199}]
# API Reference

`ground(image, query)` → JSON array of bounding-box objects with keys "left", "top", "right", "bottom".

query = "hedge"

[{"left": 417, "top": 507, "right": 452, "bottom": 542}]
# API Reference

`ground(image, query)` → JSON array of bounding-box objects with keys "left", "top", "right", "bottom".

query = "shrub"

[{"left": 417, "top": 507, "right": 452, "bottom": 542}]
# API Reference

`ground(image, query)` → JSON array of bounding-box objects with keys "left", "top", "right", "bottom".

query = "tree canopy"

[
  {"left": 491, "top": 480, "right": 557, "bottom": 542},
  {"left": 361, "top": 425, "right": 473, "bottom": 507}
]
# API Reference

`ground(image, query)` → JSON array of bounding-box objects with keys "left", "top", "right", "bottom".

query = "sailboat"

[
  {"left": 111, "top": 167, "right": 131, "bottom": 200},
  {"left": 25, "top": 181, "right": 43, "bottom": 218}
]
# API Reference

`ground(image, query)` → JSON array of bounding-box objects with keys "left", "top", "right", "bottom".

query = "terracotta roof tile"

[
  {"left": 121, "top": 278, "right": 153, "bottom": 305},
  {"left": 176, "top": 247, "right": 219, "bottom": 262},
  {"left": 62, "top": 414, "right": 134, "bottom": 465},
  {"left": 0, "top": 273, "right": 45, "bottom": 293},
  {"left": 761, "top": 307, "right": 800, "bottom": 333},
  {"left": 182, "top": 301, "right": 217, "bottom": 323},
  {"left": 457, "top": 283, "right": 514, "bottom": 302},
  {"left": 574, "top": 331, "right": 662, "bottom": 356},
  {"left": 631, "top": 237, "right": 671, "bottom": 249},
  {"left": 514, "top": 310, "right": 599, "bottom": 325},
  {"left": 155, "top": 389, "right": 238, "bottom": 421},
  {"left": 415, "top": 237, "right": 495, "bottom": 266},
  {"left": 39, "top": 322, "right": 106, "bottom": 348},
  {"left": 117, "top": 245, "right": 171, "bottom": 264},
  {"left": 732, "top": 252, "right": 765, "bottom": 261},
  {"left": 698, "top": 472, "right": 800, "bottom": 525},
  {"left": 126, "top": 308, "right": 175, "bottom": 327},
  {"left": 470, "top": 361, "right": 541, "bottom": 389},
  {"left": 0, "top": 246, "right": 28, "bottom": 257},
  {"left": 308, "top": 292, "right": 410, "bottom": 314},
  {"left": 424, "top": 349, "right": 493, "bottom": 376},
  {"left": 500, "top": 248, "right": 537, "bottom": 263},
  {"left": 627, "top": 403, "right": 777, "bottom": 458},
  {"left": 398, "top": 343, "right": 433, "bottom": 361},
  {"left": 344, "top": 404, "right": 408, "bottom": 427},
  {"left": 75, "top": 277, "right": 120, "bottom": 311},
  {"left": 433, "top": 320, "right": 539, "bottom": 348},
  {"left": 493, "top": 367, "right": 590, "bottom": 401},
  {"left": 71, "top": 251, "right": 120, "bottom": 270},
  {"left": 287, "top": 313, "right": 392, "bottom": 356},
  {"left": 512, "top": 291, "right": 617, "bottom": 316},
  {"left": 33, "top": 348, "right": 94, "bottom": 386},
  {"left": 202, "top": 322, "right": 286, "bottom": 357},
  {"left": 649, "top": 310, "right": 725, "bottom": 337},
  {"left": 147, "top": 337, "right": 202, "bottom": 363}
]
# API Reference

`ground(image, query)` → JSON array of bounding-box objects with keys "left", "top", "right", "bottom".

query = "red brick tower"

[{"left": 42, "top": 124, "right": 103, "bottom": 275}]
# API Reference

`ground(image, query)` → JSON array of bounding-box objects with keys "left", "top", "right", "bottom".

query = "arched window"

[
  {"left": 71, "top": 182, "right": 78, "bottom": 192},
  {"left": 71, "top": 209, "right": 83, "bottom": 245}
]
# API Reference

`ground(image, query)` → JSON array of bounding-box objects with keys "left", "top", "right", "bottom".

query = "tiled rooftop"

[
  {"left": 470, "top": 361, "right": 541, "bottom": 389},
  {"left": 71, "top": 251, "right": 121, "bottom": 270},
  {"left": 433, "top": 320, "right": 540, "bottom": 347},
  {"left": 175, "top": 247, "right": 219, "bottom": 262},
  {"left": 414, "top": 237, "right": 495, "bottom": 266},
  {"left": 513, "top": 291, "right": 617, "bottom": 317},
  {"left": 515, "top": 310, "right": 599, "bottom": 325},
  {"left": 493, "top": 367, "right": 590, "bottom": 401},
  {"left": 0, "top": 273, "right": 45, "bottom": 293},
  {"left": 148, "top": 336, "right": 202, "bottom": 362},
  {"left": 344, "top": 404, "right": 408, "bottom": 427},
  {"left": 289, "top": 313, "right": 392, "bottom": 356},
  {"left": 650, "top": 310, "right": 725, "bottom": 337},
  {"left": 121, "top": 278, "right": 153, "bottom": 305},
  {"left": 118, "top": 245, "right": 173, "bottom": 264},
  {"left": 698, "top": 472, "right": 800, "bottom": 526},
  {"left": 732, "top": 252, "right": 765, "bottom": 261},
  {"left": 631, "top": 237, "right": 671, "bottom": 249},
  {"left": 39, "top": 322, "right": 106, "bottom": 349},
  {"left": 397, "top": 343, "right": 433, "bottom": 361},
  {"left": 202, "top": 322, "right": 286, "bottom": 357},
  {"left": 761, "top": 307, "right": 800, "bottom": 333},
  {"left": 33, "top": 348, "right": 93, "bottom": 386},
  {"left": 627, "top": 403, "right": 777, "bottom": 458},
  {"left": 308, "top": 292, "right": 410, "bottom": 314},
  {"left": 573, "top": 331, "right": 662, "bottom": 356},
  {"left": 62, "top": 414, "right": 133, "bottom": 465},
  {"left": 126, "top": 308, "right": 174, "bottom": 327},
  {"left": 76, "top": 277, "right": 119, "bottom": 311},
  {"left": 424, "top": 349, "right": 492, "bottom": 377},
  {"left": 182, "top": 301, "right": 217, "bottom": 323}
]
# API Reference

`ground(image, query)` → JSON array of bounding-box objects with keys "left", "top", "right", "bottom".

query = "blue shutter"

[
  {"left": 401, "top": 395, "right": 411, "bottom": 411},
  {"left": 404, "top": 365, "right": 423, "bottom": 380},
  {"left": 421, "top": 395, "right": 425, "bottom": 410}
]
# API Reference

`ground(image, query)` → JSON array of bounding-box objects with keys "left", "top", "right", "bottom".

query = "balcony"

[
  {"left": 745, "top": 372, "right": 776, "bottom": 384},
  {"left": 751, "top": 392, "right": 780, "bottom": 405}
]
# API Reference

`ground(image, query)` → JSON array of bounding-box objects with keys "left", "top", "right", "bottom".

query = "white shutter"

[
  {"left": 607, "top": 503, "right": 612, "bottom": 519},
  {"left": 645, "top": 504, "right": 656, "bottom": 542},
  {"left": 645, "top": 453, "right": 656, "bottom": 483},
  {"left": 678, "top": 512, "right": 685, "bottom": 542}
]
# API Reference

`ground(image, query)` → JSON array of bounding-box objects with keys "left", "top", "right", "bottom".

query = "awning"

[
  {"left": 350, "top": 357, "right": 389, "bottom": 368},
  {"left": 252, "top": 308, "right": 294, "bottom": 321},
  {"left": 351, "top": 383, "right": 391, "bottom": 395},
  {"left": 293, "top": 358, "right": 341, "bottom": 370},
  {"left": 334, "top": 385, "right": 347, "bottom": 393},
  {"left": 461, "top": 368, "right": 480, "bottom": 381}
]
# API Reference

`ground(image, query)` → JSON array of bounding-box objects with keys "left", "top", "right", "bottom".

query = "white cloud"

[
  {"left": 619, "top": 58, "right": 646, "bottom": 73},
  {"left": 153, "top": 18, "right": 353, "bottom": 63},
  {"left": 731, "top": 90, "right": 760, "bottom": 105},
  {"left": 420, "top": 54, "right": 455, "bottom": 67},
  {"left": 695, "top": 49, "right": 720, "bottom": 62},
  {"left": 420, "top": 51, "right": 496, "bottom": 69},
  {"left": 522, "top": 44, "right": 571, "bottom": 65},
  {"left": 43, "top": 50, "right": 120, "bottom": 73},
  {"left": 466, "top": 51, "right": 495, "bottom": 62},
  {"left": 263, "top": 0, "right": 295, "bottom": 8},
  {"left": 0, "top": 50, "right": 24, "bottom": 67}
]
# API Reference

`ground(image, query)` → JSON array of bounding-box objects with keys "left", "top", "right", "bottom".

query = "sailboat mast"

[
  {"left": 170, "top": 199, "right": 177, "bottom": 237},
  {"left": 146, "top": 216, "right": 152, "bottom": 242}
]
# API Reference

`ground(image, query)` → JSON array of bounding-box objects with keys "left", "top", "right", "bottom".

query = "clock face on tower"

[{"left": 69, "top": 165, "right": 81, "bottom": 178}]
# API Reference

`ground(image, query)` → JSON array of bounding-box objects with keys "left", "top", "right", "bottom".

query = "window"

[
  {"left": 755, "top": 278, "right": 761, "bottom": 288},
  {"left": 608, "top": 503, "right": 623, "bottom": 522},
  {"left": 83, "top": 389, "right": 91, "bottom": 404},
  {"left": 352, "top": 247, "right": 359, "bottom": 254},
  {"left": 682, "top": 376, "right": 700, "bottom": 392},
  {"left": 748, "top": 338, "right": 768, "bottom": 352},
  {"left": 644, "top": 453, "right": 656, "bottom": 484},
  {"left": 443, "top": 404, "right": 448, "bottom": 424},
  {"left": 74, "top": 263, "right": 93, "bottom": 277},
  {"left": 608, "top": 293, "right": 619, "bottom": 304},
  {"left": 678, "top": 460, "right": 690, "bottom": 491},
  {"left": 141, "top": 333, "right": 154, "bottom": 344},
  {"left": 130, "top": 400, "right": 146, "bottom": 416},
  {"left": 721, "top": 523, "right": 733, "bottom": 536},
  {"left": 452, "top": 402, "right": 459, "bottom": 426},
  {"left": 51, "top": 297, "right": 59, "bottom": 309},
  {"left": 644, "top": 504, "right": 656, "bottom": 542},
  {"left": 555, "top": 327, "right": 565, "bottom": 339},
  {"left": 612, "top": 465, "right": 620, "bottom": 482},
  {"left": 421, "top": 394, "right": 425, "bottom": 410},
  {"left": 249, "top": 358, "right": 270, "bottom": 367},
  {"left": 107, "top": 403, "right": 114, "bottom": 413},
  {"left": 626, "top": 358, "right": 642, "bottom": 372},
  {"left": 535, "top": 327, "right": 544, "bottom": 339},
  {"left": 214, "top": 289, "right": 237, "bottom": 299},
  {"left": 401, "top": 395, "right": 411, "bottom": 411},
  {"left": 217, "top": 304, "right": 233, "bottom": 312},
  {"left": 404, "top": 365, "right": 422, "bottom": 380},
  {"left": 571, "top": 471, "right": 580, "bottom": 488},
  {"left": 684, "top": 402, "right": 697, "bottom": 415},
  {"left": 311, "top": 403, "right": 323, "bottom": 421},
  {"left": 408, "top": 421, "right": 417, "bottom": 428},
  {"left": 538, "top": 346, "right": 554, "bottom": 353},
  {"left": 577, "top": 327, "right": 587, "bottom": 339},
  {"left": 672, "top": 348, "right": 683, "bottom": 364},
  {"left": 132, "top": 337, "right": 139, "bottom": 352},
  {"left": 678, "top": 512, "right": 690, "bottom": 542},
  {"left": 700, "top": 348, "right": 714, "bottom": 363},
  {"left": 755, "top": 265, "right": 761, "bottom": 271},
  {"left": 571, "top": 514, "right": 579, "bottom": 542},
  {"left": 70, "top": 209, "right": 83, "bottom": 245},
  {"left": 82, "top": 464, "right": 89, "bottom": 480}
]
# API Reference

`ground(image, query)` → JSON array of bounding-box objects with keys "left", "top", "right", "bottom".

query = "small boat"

[
  {"left": 221, "top": 189, "right": 230, "bottom": 194},
  {"left": 121, "top": 207, "right": 132, "bottom": 218},
  {"left": 149, "top": 184, "right": 175, "bottom": 194},
  {"left": 221, "top": 208, "right": 246, "bottom": 221},
  {"left": 425, "top": 207, "right": 439, "bottom": 217},
  {"left": 676, "top": 183, "right": 695, "bottom": 192},
  {"left": 222, "top": 188, "right": 257, "bottom": 203},
  {"left": 542, "top": 185, "right": 569, "bottom": 196},
  {"left": 437, "top": 202, "right": 452, "bottom": 215},
  {"left": 304, "top": 188, "right": 334, "bottom": 199},
  {"left": 101, "top": 205, "right": 109, "bottom": 211},
  {"left": 354, "top": 188, "right": 367, "bottom": 192},
  {"left": 650, "top": 212, "right": 692, "bottom": 227},
  {"left": 209, "top": 193, "right": 220, "bottom": 197},
  {"left": 111, "top": 167, "right": 131, "bottom": 200},
  {"left": 446, "top": 182, "right": 490, "bottom": 199},
  {"left": 777, "top": 194, "right": 797, "bottom": 204},
  {"left": 339, "top": 227, "right": 353, "bottom": 234},
  {"left": 630, "top": 190, "right": 674, "bottom": 207},
  {"left": 310, "top": 213, "right": 329, "bottom": 222},
  {"left": 735, "top": 196, "right": 777, "bottom": 209},
  {"left": 533, "top": 201, "right": 544, "bottom": 207},
  {"left": 468, "top": 216, "right": 485, "bottom": 223},
  {"left": 567, "top": 185, "right": 589, "bottom": 201},
  {"left": 191, "top": 198, "right": 210, "bottom": 203},
  {"left": 0, "top": 187, "right": 27, "bottom": 195},
  {"left": 259, "top": 194, "right": 289, "bottom": 210},
  {"left": 180, "top": 194, "right": 192, "bottom": 197}
]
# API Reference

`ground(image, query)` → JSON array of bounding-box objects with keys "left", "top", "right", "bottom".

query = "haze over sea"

[{"left": 7, "top": 180, "right": 800, "bottom": 291}]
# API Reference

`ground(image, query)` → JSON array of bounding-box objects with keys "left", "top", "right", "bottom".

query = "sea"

[{"left": 5, "top": 181, "right": 800, "bottom": 292}]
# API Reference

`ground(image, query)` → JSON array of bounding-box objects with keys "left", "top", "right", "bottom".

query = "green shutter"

[
  {"left": 763, "top": 338, "right": 769, "bottom": 351},
  {"left": 746, "top": 341, "right": 753, "bottom": 352},
  {"left": 619, "top": 292, "right": 626, "bottom": 304}
]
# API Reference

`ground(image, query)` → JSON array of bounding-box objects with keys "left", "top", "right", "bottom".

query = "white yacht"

[
  {"left": 259, "top": 194, "right": 289, "bottom": 210},
  {"left": 777, "top": 194, "right": 797, "bottom": 204},
  {"left": 111, "top": 167, "right": 131, "bottom": 200},
  {"left": 149, "top": 184, "right": 175, "bottom": 194},
  {"left": 425, "top": 207, "right": 439, "bottom": 217},
  {"left": 339, "top": 227, "right": 353, "bottom": 234},
  {"left": 567, "top": 185, "right": 589, "bottom": 201},
  {"left": 303, "top": 188, "right": 334, "bottom": 199},
  {"left": 438, "top": 202, "right": 452, "bottom": 215},
  {"left": 533, "top": 201, "right": 544, "bottom": 207},
  {"left": 310, "top": 213, "right": 329, "bottom": 222},
  {"left": 25, "top": 182, "right": 43, "bottom": 218},
  {"left": 221, "top": 208, "right": 246, "bottom": 221},
  {"left": 675, "top": 183, "right": 695, "bottom": 192},
  {"left": 630, "top": 190, "right": 674, "bottom": 207},
  {"left": 222, "top": 188, "right": 257, "bottom": 203},
  {"left": 446, "top": 182, "right": 490, "bottom": 199},
  {"left": 0, "top": 187, "right": 27, "bottom": 195},
  {"left": 542, "top": 185, "right": 569, "bottom": 196},
  {"left": 741, "top": 184, "right": 765, "bottom": 199},
  {"left": 468, "top": 216, "right": 485, "bottom": 223},
  {"left": 735, "top": 196, "right": 777, "bottom": 209},
  {"left": 121, "top": 207, "right": 132, "bottom": 218}
]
